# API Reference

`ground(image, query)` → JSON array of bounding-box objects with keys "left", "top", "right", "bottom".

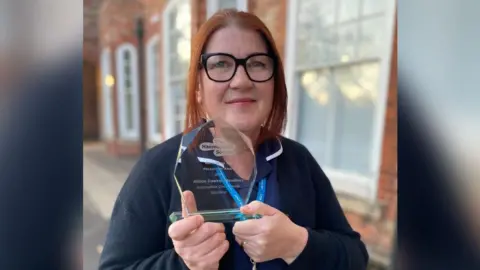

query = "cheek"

[
  {"left": 257, "top": 82, "right": 274, "bottom": 108},
  {"left": 200, "top": 75, "right": 228, "bottom": 112}
]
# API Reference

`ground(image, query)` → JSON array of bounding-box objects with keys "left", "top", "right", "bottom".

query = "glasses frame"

[{"left": 200, "top": 52, "right": 276, "bottom": 83}]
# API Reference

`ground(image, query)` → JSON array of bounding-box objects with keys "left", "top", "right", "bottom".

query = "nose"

[{"left": 229, "top": 65, "right": 252, "bottom": 89}]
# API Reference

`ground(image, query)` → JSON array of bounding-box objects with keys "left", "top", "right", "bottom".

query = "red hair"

[{"left": 183, "top": 9, "right": 288, "bottom": 145}]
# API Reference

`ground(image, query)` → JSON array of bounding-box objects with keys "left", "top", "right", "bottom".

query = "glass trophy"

[{"left": 169, "top": 119, "right": 260, "bottom": 223}]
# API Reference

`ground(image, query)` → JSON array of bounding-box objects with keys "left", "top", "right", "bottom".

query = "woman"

[{"left": 99, "top": 9, "right": 368, "bottom": 270}]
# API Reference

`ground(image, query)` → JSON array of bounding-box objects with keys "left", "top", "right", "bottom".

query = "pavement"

[{"left": 83, "top": 143, "right": 138, "bottom": 270}]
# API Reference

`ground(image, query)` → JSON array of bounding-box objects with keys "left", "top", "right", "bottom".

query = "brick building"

[
  {"left": 83, "top": 0, "right": 105, "bottom": 140},
  {"left": 94, "top": 0, "right": 397, "bottom": 266}
]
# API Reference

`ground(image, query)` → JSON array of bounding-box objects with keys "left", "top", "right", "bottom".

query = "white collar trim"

[{"left": 177, "top": 137, "right": 283, "bottom": 165}]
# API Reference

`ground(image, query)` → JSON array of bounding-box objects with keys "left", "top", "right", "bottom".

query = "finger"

[
  {"left": 190, "top": 232, "right": 227, "bottom": 258},
  {"left": 232, "top": 219, "right": 263, "bottom": 237},
  {"left": 240, "top": 201, "right": 278, "bottom": 216},
  {"left": 234, "top": 236, "right": 252, "bottom": 248},
  {"left": 182, "top": 190, "right": 198, "bottom": 217},
  {"left": 240, "top": 240, "right": 262, "bottom": 262},
  {"left": 198, "top": 239, "right": 229, "bottom": 268},
  {"left": 176, "top": 222, "right": 225, "bottom": 248},
  {"left": 234, "top": 236, "right": 244, "bottom": 247},
  {"left": 168, "top": 215, "right": 204, "bottom": 241}
]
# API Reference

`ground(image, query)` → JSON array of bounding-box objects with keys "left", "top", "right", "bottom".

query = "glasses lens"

[
  {"left": 246, "top": 55, "right": 274, "bottom": 81},
  {"left": 205, "top": 55, "right": 236, "bottom": 81}
]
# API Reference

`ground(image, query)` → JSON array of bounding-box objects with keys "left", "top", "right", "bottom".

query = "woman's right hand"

[{"left": 168, "top": 191, "right": 229, "bottom": 270}]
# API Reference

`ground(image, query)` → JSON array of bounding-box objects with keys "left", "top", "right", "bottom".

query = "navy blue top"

[
  {"left": 99, "top": 133, "right": 369, "bottom": 270},
  {"left": 228, "top": 139, "right": 287, "bottom": 270},
  {"left": 180, "top": 131, "right": 287, "bottom": 269}
]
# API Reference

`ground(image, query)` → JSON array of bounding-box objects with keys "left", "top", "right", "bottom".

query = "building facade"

[{"left": 96, "top": 0, "right": 397, "bottom": 266}]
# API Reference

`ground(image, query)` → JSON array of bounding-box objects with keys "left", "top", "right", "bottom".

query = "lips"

[{"left": 225, "top": 98, "right": 256, "bottom": 104}]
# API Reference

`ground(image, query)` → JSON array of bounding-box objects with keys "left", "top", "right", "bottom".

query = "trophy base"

[{"left": 169, "top": 209, "right": 261, "bottom": 223}]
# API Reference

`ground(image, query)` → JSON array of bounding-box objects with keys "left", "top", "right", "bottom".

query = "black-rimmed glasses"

[{"left": 200, "top": 53, "right": 275, "bottom": 83}]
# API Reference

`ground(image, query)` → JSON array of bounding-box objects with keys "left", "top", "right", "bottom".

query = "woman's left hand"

[{"left": 232, "top": 201, "right": 309, "bottom": 264}]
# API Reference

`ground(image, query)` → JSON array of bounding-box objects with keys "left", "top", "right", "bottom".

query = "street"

[{"left": 83, "top": 143, "right": 137, "bottom": 270}]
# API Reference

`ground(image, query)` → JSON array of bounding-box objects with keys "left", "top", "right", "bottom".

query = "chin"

[{"left": 225, "top": 117, "right": 259, "bottom": 134}]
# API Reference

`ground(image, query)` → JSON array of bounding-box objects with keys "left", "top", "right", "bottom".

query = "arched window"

[
  {"left": 115, "top": 43, "right": 140, "bottom": 140},
  {"left": 146, "top": 35, "right": 162, "bottom": 142},
  {"left": 100, "top": 48, "right": 114, "bottom": 139},
  {"left": 163, "top": 0, "right": 191, "bottom": 138}
]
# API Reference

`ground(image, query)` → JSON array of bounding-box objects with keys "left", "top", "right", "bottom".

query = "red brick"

[{"left": 249, "top": 0, "right": 287, "bottom": 58}]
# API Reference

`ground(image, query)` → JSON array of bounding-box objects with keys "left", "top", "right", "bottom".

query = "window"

[
  {"left": 147, "top": 36, "right": 163, "bottom": 143},
  {"left": 285, "top": 0, "right": 395, "bottom": 200},
  {"left": 163, "top": 0, "right": 191, "bottom": 138},
  {"left": 207, "top": 0, "right": 248, "bottom": 18},
  {"left": 115, "top": 44, "right": 140, "bottom": 140},
  {"left": 100, "top": 48, "right": 114, "bottom": 139}
]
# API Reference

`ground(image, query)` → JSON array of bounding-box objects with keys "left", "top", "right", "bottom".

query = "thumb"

[
  {"left": 182, "top": 190, "right": 198, "bottom": 217},
  {"left": 240, "top": 201, "right": 278, "bottom": 217}
]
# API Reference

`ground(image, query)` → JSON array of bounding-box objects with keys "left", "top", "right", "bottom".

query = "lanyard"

[{"left": 215, "top": 167, "right": 267, "bottom": 208}]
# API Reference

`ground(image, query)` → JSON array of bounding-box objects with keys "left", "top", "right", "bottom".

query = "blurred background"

[{"left": 83, "top": 0, "right": 397, "bottom": 269}]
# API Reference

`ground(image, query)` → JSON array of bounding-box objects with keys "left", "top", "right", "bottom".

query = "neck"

[{"left": 242, "top": 128, "right": 261, "bottom": 146}]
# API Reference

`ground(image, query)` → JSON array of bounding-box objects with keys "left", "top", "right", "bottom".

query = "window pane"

[
  {"left": 336, "top": 23, "right": 357, "bottom": 63},
  {"left": 151, "top": 42, "right": 162, "bottom": 136},
  {"left": 363, "top": 0, "right": 385, "bottom": 16},
  {"left": 297, "top": 27, "right": 337, "bottom": 66},
  {"left": 296, "top": 69, "right": 333, "bottom": 166},
  {"left": 154, "top": 90, "right": 162, "bottom": 134},
  {"left": 169, "top": 9, "right": 178, "bottom": 31},
  {"left": 169, "top": 1, "right": 191, "bottom": 75},
  {"left": 298, "top": 0, "right": 335, "bottom": 27},
  {"left": 170, "top": 54, "right": 189, "bottom": 76},
  {"left": 123, "top": 51, "right": 130, "bottom": 60},
  {"left": 171, "top": 80, "right": 187, "bottom": 134},
  {"left": 169, "top": 30, "right": 180, "bottom": 55},
  {"left": 296, "top": 0, "right": 339, "bottom": 66},
  {"left": 295, "top": 62, "right": 379, "bottom": 175},
  {"left": 218, "top": 0, "right": 237, "bottom": 9},
  {"left": 125, "top": 93, "right": 134, "bottom": 131},
  {"left": 339, "top": 0, "right": 359, "bottom": 23},
  {"left": 330, "top": 63, "right": 379, "bottom": 174},
  {"left": 358, "top": 17, "right": 384, "bottom": 58}
]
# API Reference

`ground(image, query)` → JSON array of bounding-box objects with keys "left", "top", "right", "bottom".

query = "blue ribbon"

[{"left": 215, "top": 167, "right": 266, "bottom": 220}]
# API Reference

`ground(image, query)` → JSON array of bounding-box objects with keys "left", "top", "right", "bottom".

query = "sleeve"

[
  {"left": 98, "top": 150, "right": 188, "bottom": 270},
  {"left": 288, "top": 147, "right": 369, "bottom": 270}
]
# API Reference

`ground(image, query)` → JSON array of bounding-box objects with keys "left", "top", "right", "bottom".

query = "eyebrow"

[{"left": 202, "top": 52, "right": 270, "bottom": 57}]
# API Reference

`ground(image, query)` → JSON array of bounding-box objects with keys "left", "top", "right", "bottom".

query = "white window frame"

[
  {"left": 207, "top": 0, "right": 248, "bottom": 18},
  {"left": 100, "top": 48, "right": 114, "bottom": 139},
  {"left": 163, "top": 0, "right": 190, "bottom": 139},
  {"left": 284, "top": 0, "right": 397, "bottom": 202},
  {"left": 146, "top": 35, "right": 163, "bottom": 143},
  {"left": 115, "top": 43, "right": 140, "bottom": 141}
]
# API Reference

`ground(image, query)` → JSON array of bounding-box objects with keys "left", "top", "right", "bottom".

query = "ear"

[
  {"left": 196, "top": 81, "right": 202, "bottom": 104},
  {"left": 196, "top": 90, "right": 202, "bottom": 104}
]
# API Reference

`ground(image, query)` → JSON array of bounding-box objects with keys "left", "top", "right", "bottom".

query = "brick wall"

[
  {"left": 249, "top": 0, "right": 287, "bottom": 59},
  {"left": 84, "top": 0, "right": 104, "bottom": 140},
  {"left": 192, "top": 0, "right": 207, "bottom": 36},
  {"left": 84, "top": 0, "right": 105, "bottom": 64},
  {"left": 99, "top": 0, "right": 146, "bottom": 155}
]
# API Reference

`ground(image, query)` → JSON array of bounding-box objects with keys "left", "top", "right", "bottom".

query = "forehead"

[{"left": 203, "top": 26, "right": 268, "bottom": 57}]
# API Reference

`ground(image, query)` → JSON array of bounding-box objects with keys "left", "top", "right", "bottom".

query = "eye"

[
  {"left": 214, "top": 61, "right": 229, "bottom": 68},
  {"left": 249, "top": 61, "right": 266, "bottom": 68},
  {"left": 207, "top": 60, "right": 233, "bottom": 70}
]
